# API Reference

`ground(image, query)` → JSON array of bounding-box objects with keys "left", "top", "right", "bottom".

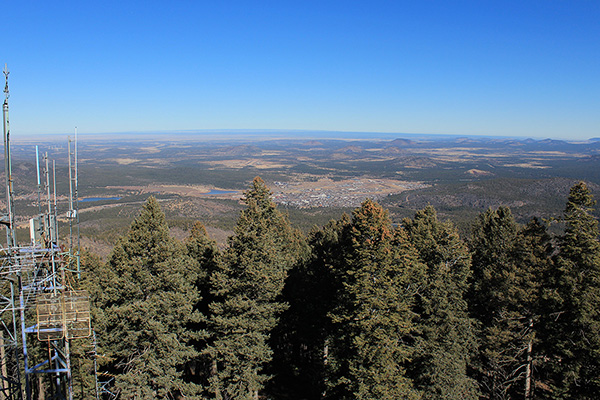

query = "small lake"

[
  {"left": 79, "top": 197, "right": 122, "bottom": 202},
  {"left": 200, "top": 190, "right": 238, "bottom": 195}
]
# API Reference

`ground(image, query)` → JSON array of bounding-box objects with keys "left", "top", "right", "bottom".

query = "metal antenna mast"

[
  {"left": 74, "top": 128, "right": 80, "bottom": 276},
  {"left": 67, "top": 137, "right": 74, "bottom": 250},
  {"left": 2, "top": 64, "right": 15, "bottom": 247},
  {"left": 44, "top": 153, "right": 52, "bottom": 218},
  {"left": 66, "top": 129, "right": 80, "bottom": 275},
  {"left": 0, "top": 66, "right": 91, "bottom": 400},
  {"left": 53, "top": 160, "right": 58, "bottom": 239},
  {"left": 35, "top": 147, "right": 43, "bottom": 215},
  {"left": 0, "top": 62, "right": 22, "bottom": 400}
]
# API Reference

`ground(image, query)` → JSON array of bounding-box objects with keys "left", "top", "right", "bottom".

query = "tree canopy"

[
  {"left": 549, "top": 181, "right": 600, "bottom": 398},
  {"left": 92, "top": 196, "right": 201, "bottom": 398},
  {"left": 80, "top": 180, "right": 600, "bottom": 400},
  {"left": 207, "top": 177, "right": 303, "bottom": 399}
]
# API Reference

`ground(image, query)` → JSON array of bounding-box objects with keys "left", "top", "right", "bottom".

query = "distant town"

[{"left": 272, "top": 178, "right": 427, "bottom": 208}]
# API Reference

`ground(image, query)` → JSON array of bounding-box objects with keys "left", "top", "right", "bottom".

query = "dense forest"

[{"left": 77, "top": 177, "right": 600, "bottom": 400}]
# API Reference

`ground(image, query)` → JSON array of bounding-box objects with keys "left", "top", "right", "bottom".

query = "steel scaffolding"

[{"left": 0, "top": 65, "right": 91, "bottom": 400}]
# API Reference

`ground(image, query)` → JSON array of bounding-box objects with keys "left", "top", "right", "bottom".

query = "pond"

[
  {"left": 200, "top": 190, "right": 238, "bottom": 195},
  {"left": 79, "top": 197, "right": 122, "bottom": 202}
]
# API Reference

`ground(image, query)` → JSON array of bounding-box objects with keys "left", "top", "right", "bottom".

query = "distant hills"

[{"left": 14, "top": 130, "right": 599, "bottom": 146}]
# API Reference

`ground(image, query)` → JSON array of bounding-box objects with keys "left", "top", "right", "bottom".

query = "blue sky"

[{"left": 4, "top": 1, "right": 599, "bottom": 140}]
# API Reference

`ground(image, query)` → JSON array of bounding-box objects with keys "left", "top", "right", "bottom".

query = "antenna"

[
  {"left": 45, "top": 153, "right": 51, "bottom": 217},
  {"left": 68, "top": 137, "right": 74, "bottom": 249},
  {"left": 36, "top": 146, "right": 43, "bottom": 214},
  {"left": 75, "top": 128, "right": 80, "bottom": 266},
  {"left": 75, "top": 127, "right": 78, "bottom": 189},
  {"left": 44, "top": 152, "right": 56, "bottom": 246},
  {"left": 67, "top": 128, "right": 81, "bottom": 271},
  {"left": 2, "top": 64, "right": 15, "bottom": 247},
  {"left": 3, "top": 64, "right": 8, "bottom": 100},
  {"left": 53, "top": 159, "right": 58, "bottom": 239},
  {"left": 0, "top": 66, "right": 91, "bottom": 400}
]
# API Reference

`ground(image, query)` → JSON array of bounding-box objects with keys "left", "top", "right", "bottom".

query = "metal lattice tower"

[{"left": 0, "top": 65, "right": 92, "bottom": 400}]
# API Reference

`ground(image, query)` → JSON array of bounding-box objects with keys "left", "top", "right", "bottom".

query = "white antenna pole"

[
  {"left": 74, "top": 127, "right": 80, "bottom": 277},
  {"left": 75, "top": 127, "right": 81, "bottom": 279},
  {"left": 35, "top": 146, "right": 40, "bottom": 186},
  {"left": 75, "top": 127, "right": 78, "bottom": 192},
  {"left": 68, "top": 137, "right": 74, "bottom": 249},
  {"left": 35, "top": 146, "right": 43, "bottom": 215},
  {"left": 53, "top": 159, "right": 58, "bottom": 242},
  {"left": 45, "top": 152, "right": 51, "bottom": 217},
  {"left": 75, "top": 127, "right": 79, "bottom": 225},
  {"left": 67, "top": 138, "right": 73, "bottom": 213},
  {"left": 53, "top": 160, "right": 57, "bottom": 210}
]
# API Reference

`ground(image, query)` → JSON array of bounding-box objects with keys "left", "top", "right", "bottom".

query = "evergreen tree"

[
  {"left": 403, "top": 206, "right": 478, "bottom": 400},
  {"left": 515, "top": 217, "right": 555, "bottom": 399},
  {"left": 207, "top": 177, "right": 303, "bottom": 399},
  {"left": 470, "top": 206, "right": 520, "bottom": 399},
  {"left": 185, "top": 221, "right": 220, "bottom": 321},
  {"left": 328, "top": 199, "right": 423, "bottom": 399},
  {"left": 186, "top": 222, "right": 220, "bottom": 280},
  {"left": 549, "top": 181, "right": 600, "bottom": 398},
  {"left": 93, "top": 197, "right": 201, "bottom": 398},
  {"left": 469, "top": 207, "right": 553, "bottom": 399},
  {"left": 184, "top": 221, "right": 221, "bottom": 390},
  {"left": 270, "top": 215, "right": 350, "bottom": 399}
]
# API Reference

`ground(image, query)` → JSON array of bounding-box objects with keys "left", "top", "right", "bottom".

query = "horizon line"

[{"left": 11, "top": 129, "right": 598, "bottom": 143}]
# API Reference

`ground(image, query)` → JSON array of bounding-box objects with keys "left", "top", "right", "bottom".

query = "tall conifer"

[
  {"left": 328, "top": 199, "right": 423, "bottom": 399},
  {"left": 95, "top": 197, "right": 201, "bottom": 398},
  {"left": 470, "top": 207, "right": 553, "bottom": 399},
  {"left": 516, "top": 217, "right": 555, "bottom": 399},
  {"left": 207, "top": 177, "right": 302, "bottom": 399},
  {"left": 184, "top": 221, "right": 221, "bottom": 390},
  {"left": 403, "top": 206, "right": 478, "bottom": 399},
  {"left": 186, "top": 222, "right": 219, "bottom": 280},
  {"left": 550, "top": 181, "right": 600, "bottom": 398},
  {"left": 185, "top": 221, "right": 220, "bottom": 321}
]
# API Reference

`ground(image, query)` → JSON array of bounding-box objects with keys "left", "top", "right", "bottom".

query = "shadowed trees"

[
  {"left": 547, "top": 181, "right": 600, "bottom": 398},
  {"left": 269, "top": 215, "right": 350, "bottom": 399},
  {"left": 469, "top": 206, "right": 555, "bottom": 399}
]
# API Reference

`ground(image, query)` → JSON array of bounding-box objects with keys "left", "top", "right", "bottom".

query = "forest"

[{"left": 74, "top": 177, "right": 600, "bottom": 400}]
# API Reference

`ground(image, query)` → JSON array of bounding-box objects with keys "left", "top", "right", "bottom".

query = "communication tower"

[{"left": 0, "top": 65, "right": 92, "bottom": 400}]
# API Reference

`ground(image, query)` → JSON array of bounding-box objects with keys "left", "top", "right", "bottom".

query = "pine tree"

[
  {"left": 207, "top": 177, "right": 302, "bottom": 399},
  {"left": 184, "top": 221, "right": 221, "bottom": 390},
  {"left": 403, "top": 205, "right": 478, "bottom": 400},
  {"left": 515, "top": 217, "right": 555, "bottom": 399},
  {"left": 94, "top": 197, "right": 201, "bottom": 398},
  {"left": 469, "top": 207, "right": 553, "bottom": 399},
  {"left": 185, "top": 221, "right": 220, "bottom": 318},
  {"left": 328, "top": 199, "right": 423, "bottom": 399},
  {"left": 469, "top": 207, "right": 520, "bottom": 399},
  {"left": 186, "top": 222, "right": 220, "bottom": 277},
  {"left": 270, "top": 215, "right": 350, "bottom": 399},
  {"left": 549, "top": 181, "right": 600, "bottom": 398}
]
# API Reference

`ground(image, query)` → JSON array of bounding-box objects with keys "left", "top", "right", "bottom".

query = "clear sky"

[{"left": 4, "top": 1, "right": 599, "bottom": 140}]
